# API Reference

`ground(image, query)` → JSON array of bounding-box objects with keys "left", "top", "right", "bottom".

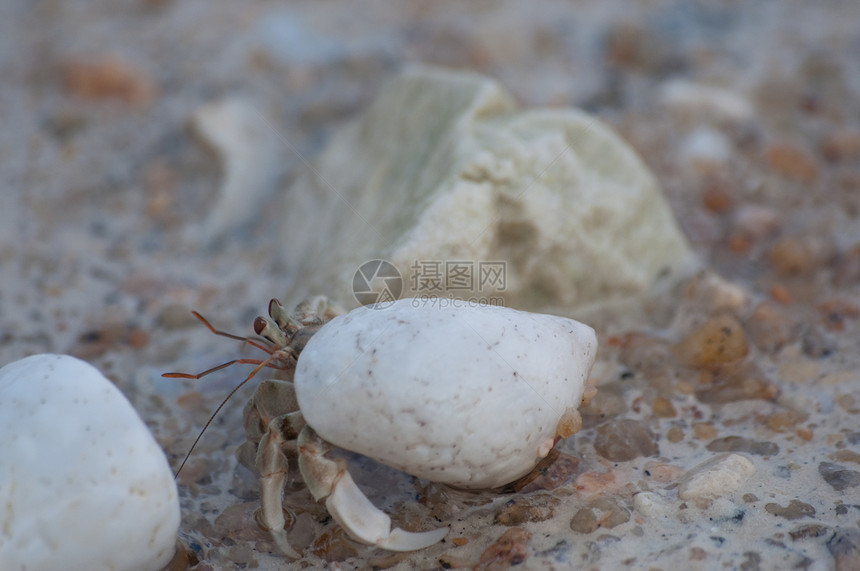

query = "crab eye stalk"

[{"left": 255, "top": 315, "right": 288, "bottom": 347}]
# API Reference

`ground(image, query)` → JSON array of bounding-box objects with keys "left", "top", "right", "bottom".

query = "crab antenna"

[
  {"left": 172, "top": 355, "right": 277, "bottom": 478},
  {"left": 187, "top": 310, "right": 277, "bottom": 354},
  {"left": 163, "top": 359, "right": 244, "bottom": 379}
]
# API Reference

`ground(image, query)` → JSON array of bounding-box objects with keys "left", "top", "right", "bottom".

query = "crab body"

[{"left": 226, "top": 297, "right": 597, "bottom": 557}]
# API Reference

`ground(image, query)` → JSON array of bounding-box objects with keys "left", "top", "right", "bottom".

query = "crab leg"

[
  {"left": 256, "top": 408, "right": 307, "bottom": 559},
  {"left": 297, "top": 427, "right": 449, "bottom": 551}
]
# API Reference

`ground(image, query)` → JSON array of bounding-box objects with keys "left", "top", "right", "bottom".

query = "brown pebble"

[
  {"left": 819, "top": 462, "right": 860, "bottom": 491},
  {"left": 831, "top": 450, "right": 860, "bottom": 465},
  {"left": 816, "top": 298, "right": 860, "bottom": 332},
  {"left": 743, "top": 493, "right": 758, "bottom": 503},
  {"left": 790, "top": 524, "right": 830, "bottom": 541},
  {"left": 163, "top": 539, "right": 200, "bottom": 571},
  {"left": 695, "top": 362, "right": 779, "bottom": 404},
  {"left": 768, "top": 235, "right": 834, "bottom": 276},
  {"left": 820, "top": 130, "right": 860, "bottom": 162},
  {"left": 213, "top": 502, "right": 271, "bottom": 543},
  {"left": 643, "top": 461, "right": 685, "bottom": 483},
  {"left": 367, "top": 551, "right": 411, "bottom": 569},
  {"left": 689, "top": 546, "right": 707, "bottom": 561},
  {"left": 618, "top": 332, "right": 674, "bottom": 376},
  {"left": 494, "top": 494, "right": 560, "bottom": 526},
  {"left": 702, "top": 184, "right": 734, "bottom": 214},
  {"left": 451, "top": 537, "right": 469, "bottom": 547},
  {"left": 513, "top": 451, "right": 580, "bottom": 493},
  {"left": 765, "top": 499, "right": 816, "bottom": 520},
  {"left": 674, "top": 314, "right": 749, "bottom": 369},
  {"left": 834, "top": 243, "right": 860, "bottom": 286},
  {"left": 769, "top": 284, "right": 792, "bottom": 305},
  {"left": 796, "top": 427, "right": 814, "bottom": 442},
  {"left": 740, "top": 551, "right": 762, "bottom": 570},
  {"left": 62, "top": 55, "right": 155, "bottom": 106},
  {"left": 766, "top": 410, "right": 809, "bottom": 433},
  {"left": 569, "top": 498, "right": 630, "bottom": 533},
  {"left": 652, "top": 397, "right": 677, "bottom": 418},
  {"left": 732, "top": 205, "right": 780, "bottom": 242},
  {"left": 827, "top": 528, "right": 860, "bottom": 571},
  {"left": 667, "top": 426, "right": 685, "bottom": 443},
  {"left": 802, "top": 326, "right": 837, "bottom": 358},
  {"left": 727, "top": 232, "right": 753, "bottom": 253},
  {"left": 310, "top": 527, "right": 359, "bottom": 562},
  {"left": 475, "top": 528, "right": 531, "bottom": 571},
  {"left": 706, "top": 436, "right": 779, "bottom": 456},
  {"left": 580, "top": 383, "right": 628, "bottom": 429},
  {"left": 692, "top": 422, "right": 718, "bottom": 440},
  {"left": 746, "top": 302, "right": 797, "bottom": 353},
  {"left": 593, "top": 418, "right": 659, "bottom": 462},
  {"left": 836, "top": 394, "right": 860, "bottom": 414},
  {"left": 574, "top": 469, "right": 625, "bottom": 498},
  {"left": 766, "top": 142, "right": 818, "bottom": 184},
  {"left": 126, "top": 327, "right": 150, "bottom": 349}
]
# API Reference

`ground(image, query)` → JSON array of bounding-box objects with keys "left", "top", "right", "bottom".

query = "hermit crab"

[{"left": 168, "top": 297, "right": 598, "bottom": 557}]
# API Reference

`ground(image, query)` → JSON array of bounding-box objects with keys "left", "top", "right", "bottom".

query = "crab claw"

[{"left": 298, "top": 427, "right": 449, "bottom": 551}]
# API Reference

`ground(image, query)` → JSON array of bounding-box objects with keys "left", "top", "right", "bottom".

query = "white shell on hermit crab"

[{"left": 295, "top": 298, "right": 598, "bottom": 490}]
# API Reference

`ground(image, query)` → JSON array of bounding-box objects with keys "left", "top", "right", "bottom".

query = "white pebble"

[
  {"left": 0, "top": 354, "right": 180, "bottom": 571},
  {"left": 660, "top": 79, "right": 755, "bottom": 123},
  {"left": 679, "top": 127, "right": 732, "bottom": 166},
  {"left": 678, "top": 453, "right": 755, "bottom": 501},
  {"left": 633, "top": 491, "right": 672, "bottom": 518}
]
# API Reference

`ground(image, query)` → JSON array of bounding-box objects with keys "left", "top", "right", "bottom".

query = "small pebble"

[
  {"left": 819, "top": 129, "right": 860, "bottom": 162},
  {"left": 831, "top": 450, "right": 860, "bottom": 465},
  {"left": 702, "top": 182, "right": 735, "bottom": 214},
  {"left": 579, "top": 383, "right": 628, "bottom": 428},
  {"left": 695, "top": 362, "right": 778, "bottom": 404},
  {"left": 680, "top": 127, "right": 732, "bottom": 168},
  {"left": 746, "top": 302, "right": 797, "bottom": 353},
  {"left": 834, "top": 243, "right": 860, "bottom": 286},
  {"left": 633, "top": 491, "right": 673, "bottom": 518},
  {"left": 818, "top": 462, "right": 860, "bottom": 491},
  {"left": 62, "top": 55, "right": 155, "bottom": 106},
  {"left": 569, "top": 498, "right": 630, "bottom": 533},
  {"left": 593, "top": 418, "right": 659, "bottom": 462},
  {"left": 768, "top": 235, "right": 834, "bottom": 276},
  {"left": 475, "top": 528, "right": 531, "bottom": 571},
  {"left": 652, "top": 397, "right": 677, "bottom": 418},
  {"left": 494, "top": 494, "right": 560, "bottom": 526},
  {"left": 789, "top": 524, "right": 830, "bottom": 541},
  {"left": 766, "top": 410, "right": 809, "bottom": 432},
  {"left": 707, "top": 436, "right": 779, "bottom": 456},
  {"left": 766, "top": 142, "right": 819, "bottom": 184},
  {"left": 764, "top": 500, "right": 816, "bottom": 520},
  {"left": 692, "top": 422, "right": 719, "bottom": 440},
  {"left": 310, "top": 527, "right": 359, "bottom": 562},
  {"left": 643, "top": 461, "right": 684, "bottom": 483},
  {"left": 678, "top": 453, "right": 755, "bottom": 502},
  {"left": 674, "top": 314, "right": 749, "bottom": 369},
  {"left": 732, "top": 205, "right": 780, "bottom": 243},
  {"left": 827, "top": 528, "right": 860, "bottom": 571},
  {"left": 513, "top": 451, "right": 580, "bottom": 493},
  {"left": 816, "top": 298, "right": 860, "bottom": 332},
  {"left": 666, "top": 426, "right": 685, "bottom": 443}
]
